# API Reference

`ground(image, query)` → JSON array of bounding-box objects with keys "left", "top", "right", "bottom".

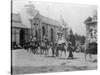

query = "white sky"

[{"left": 12, "top": 0, "right": 97, "bottom": 36}]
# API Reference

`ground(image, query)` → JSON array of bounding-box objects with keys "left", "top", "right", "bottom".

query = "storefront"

[{"left": 11, "top": 13, "right": 31, "bottom": 49}]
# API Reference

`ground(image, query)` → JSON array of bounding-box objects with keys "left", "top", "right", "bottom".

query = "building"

[
  {"left": 84, "top": 12, "right": 97, "bottom": 45},
  {"left": 24, "top": 3, "right": 69, "bottom": 43},
  {"left": 11, "top": 11, "right": 69, "bottom": 48},
  {"left": 11, "top": 13, "right": 31, "bottom": 47},
  {"left": 30, "top": 12, "right": 61, "bottom": 42}
]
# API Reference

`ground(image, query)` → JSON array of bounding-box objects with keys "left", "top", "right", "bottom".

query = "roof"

[
  {"left": 40, "top": 15, "right": 60, "bottom": 27},
  {"left": 12, "top": 22, "right": 27, "bottom": 28},
  {"left": 34, "top": 13, "right": 61, "bottom": 27},
  {"left": 84, "top": 16, "right": 97, "bottom": 25},
  {"left": 11, "top": 13, "right": 28, "bottom": 29},
  {"left": 12, "top": 13, "right": 21, "bottom": 22}
]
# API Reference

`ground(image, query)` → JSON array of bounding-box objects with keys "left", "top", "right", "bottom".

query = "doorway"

[{"left": 20, "top": 29, "right": 25, "bottom": 44}]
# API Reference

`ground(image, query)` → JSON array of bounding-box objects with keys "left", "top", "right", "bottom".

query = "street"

[{"left": 12, "top": 49, "right": 97, "bottom": 74}]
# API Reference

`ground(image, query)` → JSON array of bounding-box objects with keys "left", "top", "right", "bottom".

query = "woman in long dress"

[{"left": 67, "top": 42, "right": 73, "bottom": 59}]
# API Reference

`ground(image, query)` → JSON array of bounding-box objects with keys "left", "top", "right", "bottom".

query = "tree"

[
  {"left": 69, "top": 29, "right": 73, "bottom": 35},
  {"left": 69, "top": 29, "right": 75, "bottom": 46},
  {"left": 74, "top": 33, "right": 86, "bottom": 45},
  {"left": 80, "top": 36, "right": 86, "bottom": 45}
]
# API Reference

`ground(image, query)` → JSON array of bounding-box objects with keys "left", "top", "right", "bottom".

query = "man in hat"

[
  {"left": 67, "top": 29, "right": 75, "bottom": 59},
  {"left": 67, "top": 41, "right": 74, "bottom": 59}
]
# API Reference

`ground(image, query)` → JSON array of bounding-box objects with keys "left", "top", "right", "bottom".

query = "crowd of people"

[
  {"left": 12, "top": 30, "right": 97, "bottom": 61},
  {"left": 18, "top": 31, "right": 77, "bottom": 59}
]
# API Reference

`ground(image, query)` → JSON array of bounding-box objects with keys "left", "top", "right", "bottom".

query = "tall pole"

[{"left": 29, "top": 19, "right": 33, "bottom": 41}]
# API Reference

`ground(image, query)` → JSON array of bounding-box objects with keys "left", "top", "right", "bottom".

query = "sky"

[{"left": 12, "top": 0, "right": 97, "bottom": 36}]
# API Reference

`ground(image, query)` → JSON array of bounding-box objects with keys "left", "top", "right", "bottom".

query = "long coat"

[
  {"left": 69, "top": 34, "right": 75, "bottom": 46},
  {"left": 67, "top": 43, "right": 73, "bottom": 58},
  {"left": 85, "top": 42, "right": 97, "bottom": 54}
]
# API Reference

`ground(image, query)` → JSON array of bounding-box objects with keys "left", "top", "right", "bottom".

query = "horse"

[
  {"left": 84, "top": 42, "right": 97, "bottom": 62},
  {"left": 23, "top": 41, "right": 31, "bottom": 52},
  {"left": 40, "top": 40, "right": 50, "bottom": 55},
  {"left": 29, "top": 40, "right": 40, "bottom": 54}
]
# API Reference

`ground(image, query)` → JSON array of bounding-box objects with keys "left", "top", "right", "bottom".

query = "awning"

[{"left": 12, "top": 22, "right": 28, "bottom": 29}]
